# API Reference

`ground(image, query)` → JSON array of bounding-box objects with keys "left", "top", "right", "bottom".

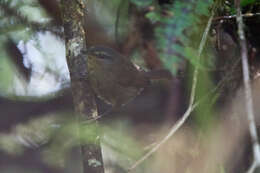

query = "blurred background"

[{"left": 0, "top": 0, "right": 260, "bottom": 172}]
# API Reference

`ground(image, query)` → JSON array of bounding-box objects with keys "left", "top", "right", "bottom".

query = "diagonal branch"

[{"left": 128, "top": 11, "right": 215, "bottom": 172}]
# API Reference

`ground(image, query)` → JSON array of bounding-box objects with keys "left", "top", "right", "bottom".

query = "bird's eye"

[
  {"left": 97, "top": 54, "right": 109, "bottom": 59},
  {"left": 96, "top": 53, "right": 113, "bottom": 60}
]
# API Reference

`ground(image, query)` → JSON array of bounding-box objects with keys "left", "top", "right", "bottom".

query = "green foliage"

[
  {"left": 0, "top": 0, "right": 54, "bottom": 40},
  {"left": 145, "top": 11, "right": 161, "bottom": 23},
  {"left": 102, "top": 124, "right": 144, "bottom": 160},
  {"left": 193, "top": 69, "right": 216, "bottom": 132},
  {"left": 130, "top": 0, "right": 153, "bottom": 7},
  {"left": 145, "top": 0, "right": 213, "bottom": 74},
  {"left": 219, "top": 165, "right": 226, "bottom": 173},
  {"left": 185, "top": 47, "right": 204, "bottom": 69},
  {"left": 0, "top": 0, "right": 58, "bottom": 95},
  {"left": 0, "top": 44, "right": 14, "bottom": 93},
  {"left": 241, "top": 0, "right": 256, "bottom": 7}
]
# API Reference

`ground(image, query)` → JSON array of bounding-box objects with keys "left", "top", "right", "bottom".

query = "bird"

[{"left": 87, "top": 45, "right": 172, "bottom": 108}]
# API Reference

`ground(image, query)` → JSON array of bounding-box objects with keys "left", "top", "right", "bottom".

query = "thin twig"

[
  {"left": 247, "top": 160, "right": 257, "bottom": 173},
  {"left": 127, "top": 49, "right": 241, "bottom": 170},
  {"left": 128, "top": 11, "right": 215, "bottom": 172},
  {"left": 234, "top": 1, "right": 260, "bottom": 172},
  {"left": 213, "top": 12, "right": 260, "bottom": 21}
]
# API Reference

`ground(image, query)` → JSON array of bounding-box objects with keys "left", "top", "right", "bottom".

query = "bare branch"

[
  {"left": 128, "top": 11, "right": 215, "bottom": 172},
  {"left": 234, "top": 0, "right": 260, "bottom": 172},
  {"left": 247, "top": 160, "right": 258, "bottom": 173},
  {"left": 213, "top": 12, "right": 260, "bottom": 21}
]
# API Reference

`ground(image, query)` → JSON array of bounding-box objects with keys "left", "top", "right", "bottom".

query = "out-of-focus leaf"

[
  {"left": 38, "top": 0, "right": 62, "bottom": 25},
  {"left": 5, "top": 39, "right": 31, "bottom": 82},
  {"left": 145, "top": 11, "right": 161, "bottom": 23},
  {"left": 130, "top": 0, "right": 153, "bottom": 7},
  {"left": 184, "top": 47, "right": 205, "bottom": 69},
  {"left": 241, "top": 0, "right": 256, "bottom": 7},
  {"left": 0, "top": 45, "right": 14, "bottom": 93},
  {"left": 144, "top": 0, "right": 213, "bottom": 74}
]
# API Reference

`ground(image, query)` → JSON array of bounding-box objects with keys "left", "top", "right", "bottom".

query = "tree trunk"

[{"left": 60, "top": 1, "right": 104, "bottom": 173}]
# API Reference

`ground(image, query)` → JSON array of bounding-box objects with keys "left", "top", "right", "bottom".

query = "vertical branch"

[
  {"left": 60, "top": 0, "right": 104, "bottom": 173},
  {"left": 234, "top": 0, "right": 260, "bottom": 172}
]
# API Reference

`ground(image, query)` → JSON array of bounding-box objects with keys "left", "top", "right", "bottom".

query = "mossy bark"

[{"left": 60, "top": 0, "right": 104, "bottom": 173}]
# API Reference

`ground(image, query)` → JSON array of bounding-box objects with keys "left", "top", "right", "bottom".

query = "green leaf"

[
  {"left": 145, "top": 11, "right": 161, "bottom": 23},
  {"left": 241, "top": 0, "right": 256, "bottom": 7},
  {"left": 130, "top": 0, "right": 153, "bottom": 7}
]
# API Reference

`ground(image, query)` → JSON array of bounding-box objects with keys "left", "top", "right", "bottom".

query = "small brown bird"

[{"left": 87, "top": 46, "right": 172, "bottom": 107}]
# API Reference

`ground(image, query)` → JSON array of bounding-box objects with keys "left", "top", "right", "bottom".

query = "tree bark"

[{"left": 60, "top": 0, "right": 104, "bottom": 173}]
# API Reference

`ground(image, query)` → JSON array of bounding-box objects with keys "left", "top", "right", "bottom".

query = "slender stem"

[
  {"left": 128, "top": 11, "right": 214, "bottom": 172},
  {"left": 235, "top": 0, "right": 260, "bottom": 172}
]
